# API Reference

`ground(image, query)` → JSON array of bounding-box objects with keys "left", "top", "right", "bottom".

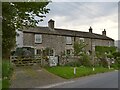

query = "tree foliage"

[
  {"left": 95, "top": 46, "right": 116, "bottom": 54},
  {"left": 79, "top": 53, "right": 91, "bottom": 67},
  {"left": 73, "top": 41, "right": 87, "bottom": 56},
  {"left": 2, "top": 1, "right": 50, "bottom": 58}
]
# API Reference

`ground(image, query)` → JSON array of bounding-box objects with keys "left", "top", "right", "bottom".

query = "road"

[{"left": 52, "top": 71, "right": 119, "bottom": 88}]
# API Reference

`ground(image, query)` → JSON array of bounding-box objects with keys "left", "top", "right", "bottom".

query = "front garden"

[
  {"left": 2, "top": 41, "right": 119, "bottom": 88},
  {"left": 45, "top": 66, "right": 114, "bottom": 79},
  {"left": 45, "top": 42, "right": 120, "bottom": 79}
]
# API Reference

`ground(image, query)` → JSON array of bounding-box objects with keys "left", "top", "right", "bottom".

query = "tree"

[
  {"left": 2, "top": 1, "right": 50, "bottom": 59},
  {"left": 73, "top": 41, "right": 87, "bottom": 56},
  {"left": 73, "top": 41, "right": 91, "bottom": 67}
]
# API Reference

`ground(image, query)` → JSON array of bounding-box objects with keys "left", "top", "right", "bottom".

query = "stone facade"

[
  {"left": 16, "top": 19, "right": 114, "bottom": 57},
  {"left": 22, "top": 32, "right": 114, "bottom": 56}
]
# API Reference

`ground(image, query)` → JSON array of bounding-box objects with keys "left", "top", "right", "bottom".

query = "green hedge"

[
  {"left": 95, "top": 46, "right": 116, "bottom": 54},
  {"left": 79, "top": 53, "right": 92, "bottom": 67}
]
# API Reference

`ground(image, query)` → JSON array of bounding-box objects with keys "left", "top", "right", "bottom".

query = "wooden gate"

[{"left": 10, "top": 56, "right": 41, "bottom": 66}]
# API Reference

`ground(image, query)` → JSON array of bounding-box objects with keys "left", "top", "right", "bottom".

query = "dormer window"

[
  {"left": 66, "top": 37, "right": 72, "bottom": 45},
  {"left": 35, "top": 34, "right": 42, "bottom": 44}
]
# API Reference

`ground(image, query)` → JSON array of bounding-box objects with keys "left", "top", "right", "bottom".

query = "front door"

[{"left": 48, "top": 49, "right": 58, "bottom": 66}]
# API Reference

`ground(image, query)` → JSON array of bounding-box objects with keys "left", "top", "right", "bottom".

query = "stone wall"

[{"left": 59, "top": 56, "right": 81, "bottom": 65}]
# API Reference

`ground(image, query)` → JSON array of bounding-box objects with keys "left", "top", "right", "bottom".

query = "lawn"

[{"left": 45, "top": 66, "right": 114, "bottom": 79}]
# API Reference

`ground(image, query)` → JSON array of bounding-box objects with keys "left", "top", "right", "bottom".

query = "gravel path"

[{"left": 10, "top": 65, "right": 66, "bottom": 88}]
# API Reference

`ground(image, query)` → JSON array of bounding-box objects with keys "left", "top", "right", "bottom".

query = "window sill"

[
  {"left": 66, "top": 44, "right": 72, "bottom": 45},
  {"left": 35, "top": 43, "right": 42, "bottom": 44}
]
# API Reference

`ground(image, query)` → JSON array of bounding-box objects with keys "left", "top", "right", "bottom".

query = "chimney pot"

[
  {"left": 48, "top": 19, "right": 55, "bottom": 31},
  {"left": 102, "top": 29, "right": 106, "bottom": 36},
  {"left": 89, "top": 26, "right": 92, "bottom": 33}
]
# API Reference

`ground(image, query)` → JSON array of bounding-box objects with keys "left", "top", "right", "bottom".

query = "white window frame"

[
  {"left": 66, "top": 36, "right": 72, "bottom": 45},
  {"left": 36, "top": 49, "right": 41, "bottom": 55},
  {"left": 66, "top": 49, "right": 73, "bottom": 55},
  {"left": 108, "top": 41, "right": 111, "bottom": 47},
  {"left": 35, "top": 34, "right": 42, "bottom": 43},
  {"left": 79, "top": 38, "right": 84, "bottom": 43}
]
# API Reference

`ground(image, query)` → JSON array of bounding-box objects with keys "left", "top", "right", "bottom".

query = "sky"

[{"left": 37, "top": 1, "right": 119, "bottom": 40}]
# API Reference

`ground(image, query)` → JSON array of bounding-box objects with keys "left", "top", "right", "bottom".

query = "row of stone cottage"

[{"left": 16, "top": 19, "right": 114, "bottom": 57}]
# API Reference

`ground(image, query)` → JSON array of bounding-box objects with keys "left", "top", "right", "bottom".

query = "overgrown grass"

[
  {"left": 2, "top": 60, "right": 13, "bottom": 89},
  {"left": 45, "top": 66, "right": 114, "bottom": 79}
]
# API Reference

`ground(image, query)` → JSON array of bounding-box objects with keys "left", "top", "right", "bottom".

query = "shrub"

[
  {"left": 95, "top": 46, "right": 116, "bottom": 54},
  {"left": 79, "top": 53, "right": 92, "bottom": 67},
  {"left": 99, "top": 58, "right": 108, "bottom": 68},
  {"left": 111, "top": 56, "right": 120, "bottom": 70},
  {"left": 65, "top": 61, "right": 81, "bottom": 67},
  {"left": 112, "top": 52, "right": 120, "bottom": 59},
  {"left": 2, "top": 60, "right": 13, "bottom": 89},
  {"left": 2, "top": 60, "right": 13, "bottom": 78},
  {"left": 111, "top": 62, "right": 120, "bottom": 70}
]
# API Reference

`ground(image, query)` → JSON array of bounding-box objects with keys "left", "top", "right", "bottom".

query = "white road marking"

[
  {"left": 36, "top": 80, "right": 75, "bottom": 88},
  {"left": 37, "top": 70, "right": 42, "bottom": 72}
]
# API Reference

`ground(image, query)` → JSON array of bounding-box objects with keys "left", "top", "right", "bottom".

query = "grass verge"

[
  {"left": 2, "top": 60, "right": 13, "bottom": 89},
  {"left": 45, "top": 66, "right": 114, "bottom": 79},
  {"left": 0, "top": 59, "right": 1, "bottom": 90}
]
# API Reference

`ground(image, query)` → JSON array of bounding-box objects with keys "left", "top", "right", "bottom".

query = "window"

[
  {"left": 35, "top": 49, "right": 41, "bottom": 55},
  {"left": 49, "top": 49, "right": 54, "bottom": 56},
  {"left": 108, "top": 41, "right": 111, "bottom": 46},
  {"left": 66, "top": 49, "right": 71, "bottom": 55},
  {"left": 35, "top": 34, "right": 42, "bottom": 43},
  {"left": 36, "top": 49, "right": 41, "bottom": 55},
  {"left": 66, "top": 37, "right": 72, "bottom": 45},
  {"left": 43, "top": 49, "right": 54, "bottom": 56},
  {"left": 79, "top": 38, "right": 84, "bottom": 43},
  {"left": 92, "top": 41, "right": 95, "bottom": 51}
]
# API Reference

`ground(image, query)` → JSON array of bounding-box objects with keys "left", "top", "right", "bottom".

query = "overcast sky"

[{"left": 37, "top": 1, "right": 118, "bottom": 40}]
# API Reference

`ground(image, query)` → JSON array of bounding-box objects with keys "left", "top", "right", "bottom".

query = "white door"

[{"left": 49, "top": 56, "right": 58, "bottom": 66}]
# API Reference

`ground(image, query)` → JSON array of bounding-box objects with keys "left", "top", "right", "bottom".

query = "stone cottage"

[{"left": 16, "top": 19, "right": 114, "bottom": 57}]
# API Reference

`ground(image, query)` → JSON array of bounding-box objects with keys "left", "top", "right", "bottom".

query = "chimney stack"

[
  {"left": 102, "top": 29, "right": 106, "bottom": 36},
  {"left": 89, "top": 26, "right": 92, "bottom": 33},
  {"left": 48, "top": 19, "right": 55, "bottom": 31}
]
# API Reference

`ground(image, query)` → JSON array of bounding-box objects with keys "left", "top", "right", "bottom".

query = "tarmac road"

[{"left": 52, "top": 70, "right": 119, "bottom": 88}]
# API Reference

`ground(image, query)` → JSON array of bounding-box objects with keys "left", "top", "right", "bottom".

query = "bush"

[
  {"left": 116, "top": 57, "right": 120, "bottom": 64},
  {"left": 95, "top": 46, "right": 116, "bottom": 54},
  {"left": 2, "top": 60, "right": 13, "bottom": 89},
  {"left": 2, "top": 60, "right": 13, "bottom": 78},
  {"left": 99, "top": 58, "right": 108, "bottom": 68},
  {"left": 65, "top": 61, "right": 81, "bottom": 67},
  {"left": 111, "top": 57, "right": 120, "bottom": 70},
  {"left": 79, "top": 53, "right": 92, "bottom": 67},
  {"left": 111, "top": 63, "right": 120, "bottom": 70},
  {"left": 112, "top": 52, "right": 120, "bottom": 59}
]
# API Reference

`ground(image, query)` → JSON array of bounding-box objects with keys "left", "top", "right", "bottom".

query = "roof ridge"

[{"left": 24, "top": 26, "right": 114, "bottom": 41}]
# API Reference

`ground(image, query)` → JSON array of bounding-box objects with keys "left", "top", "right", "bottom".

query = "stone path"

[{"left": 10, "top": 65, "right": 66, "bottom": 88}]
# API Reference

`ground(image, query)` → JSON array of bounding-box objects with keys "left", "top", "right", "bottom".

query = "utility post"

[
  {"left": 92, "top": 44, "right": 95, "bottom": 71},
  {"left": 41, "top": 48, "right": 43, "bottom": 67}
]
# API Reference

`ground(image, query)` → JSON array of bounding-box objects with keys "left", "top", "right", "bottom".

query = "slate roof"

[{"left": 23, "top": 27, "right": 114, "bottom": 41}]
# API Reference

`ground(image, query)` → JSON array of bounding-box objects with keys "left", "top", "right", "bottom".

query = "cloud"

[{"left": 38, "top": 2, "right": 118, "bottom": 40}]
